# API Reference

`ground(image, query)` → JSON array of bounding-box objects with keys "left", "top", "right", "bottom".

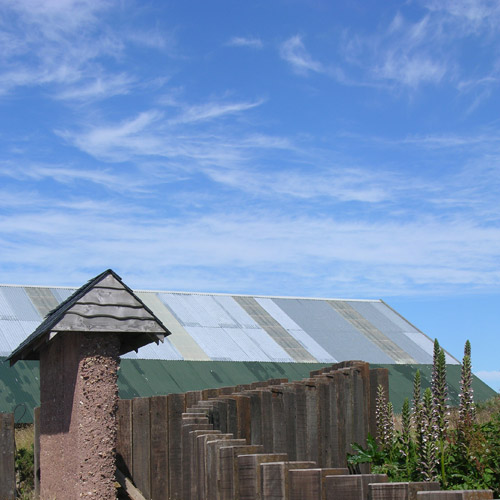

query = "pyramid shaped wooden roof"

[{"left": 8, "top": 269, "right": 171, "bottom": 365}]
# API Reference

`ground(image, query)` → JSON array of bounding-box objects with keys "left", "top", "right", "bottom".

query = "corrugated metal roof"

[
  {"left": 0, "top": 284, "right": 460, "bottom": 365},
  {"left": 0, "top": 357, "right": 495, "bottom": 423}
]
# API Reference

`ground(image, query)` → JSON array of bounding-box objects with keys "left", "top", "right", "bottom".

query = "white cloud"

[
  {"left": 172, "top": 99, "right": 264, "bottom": 124},
  {"left": 54, "top": 73, "right": 135, "bottom": 101},
  {"left": 424, "top": 0, "right": 500, "bottom": 36},
  {"left": 279, "top": 35, "right": 324, "bottom": 75},
  {"left": 227, "top": 36, "right": 263, "bottom": 49},
  {"left": 58, "top": 100, "right": 286, "bottom": 167},
  {"left": 0, "top": 0, "right": 174, "bottom": 102},
  {"left": 1, "top": 204, "right": 500, "bottom": 296},
  {"left": 204, "top": 167, "right": 391, "bottom": 203},
  {"left": 375, "top": 53, "right": 446, "bottom": 87}
]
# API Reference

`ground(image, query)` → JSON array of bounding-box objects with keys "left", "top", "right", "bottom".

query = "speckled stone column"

[{"left": 40, "top": 332, "right": 120, "bottom": 500}]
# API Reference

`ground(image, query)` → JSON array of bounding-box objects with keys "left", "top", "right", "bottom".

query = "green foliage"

[
  {"left": 445, "top": 414, "right": 500, "bottom": 495},
  {"left": 16, "top": 444, "right": 34, "bottom": 498},
  {"left": 348, "top": 339, "right": 500, "bottom": 496}
]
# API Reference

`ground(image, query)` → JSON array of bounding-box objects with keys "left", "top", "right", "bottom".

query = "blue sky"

[{"left": 1, "top": 0, "right": 499, "bottom": 390}]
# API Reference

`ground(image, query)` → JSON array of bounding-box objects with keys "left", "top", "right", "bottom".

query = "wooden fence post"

[{"left": 0, "top": 412, "right": 15, "bottom": 500}]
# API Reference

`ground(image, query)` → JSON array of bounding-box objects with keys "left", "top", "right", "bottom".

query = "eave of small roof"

[{"left": 7, "top": 269, "right": 172, "bottom": 366}]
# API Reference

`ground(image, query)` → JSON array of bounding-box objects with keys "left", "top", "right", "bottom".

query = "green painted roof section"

[{"left": 0, "top": 358, "right": 496, "bottom": 423}]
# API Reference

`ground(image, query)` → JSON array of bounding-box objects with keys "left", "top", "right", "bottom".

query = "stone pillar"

[{"left": 39, "top": 332, "right": 120, "bottom": 500}]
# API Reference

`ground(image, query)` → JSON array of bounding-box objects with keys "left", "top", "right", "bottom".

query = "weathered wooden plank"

[
  {"left": 324, "top": 474, "right": 363, "bottom": 500},
  {"left": 305, "top": 382, "right": 318, "bottom": 463},
  {"left": 326, "top": 372, "right": 342, "bottom": 468},
  {"left": 315, "top": 378, "right": 330, "bottom": 467},
  {"left": 247, "top": 391, "right": 263, "bottom": 446},
  {"left": 271, "top": 388, "right": 286, "bottom": 454},
  {"left": 206, "top": 439, "right": 245, "bottom": 500},
  {"left": 226, "top": 397, "right": 238, "bottom": 437},
  {"left": 190, "top": 430, "right": 220, "bottom": 500},
  {"left": 77, "top": 288, "right": 143, "bottom": 307},
  {"left": 261, "top": 461, "right": 316, "bottom": 500},
  {"left": 168, "top": 393, "right": 186, "bottom": 500},
  {"left": 289, "top": 469, "right": 321, "bottom": 500},
  {"left": 68, "top": 303, "right": 154, "bottom": 319},
  {"left": 234, "top": 394, "right": 251, "bottom": 442},
  {"left": 115, "top": 469, "right": 148, "bottom": 500},
  {"left": 237, "top": 453, "right": 288, "bottom": 500},
  {"left": 150, "top": 396, "right": 169, "bottom": 500},
  {"left": 356, "top": 474, "right": 389, "bottom": 500},
  {"left": 259, "top": 390, "right": 274, "bottom": 453},
  {"left": 282, "top": 385, "right": 297, "bottom": 461},
  {"left": 182, "top": 423, "right": 212, "bottom": 500},
  {"left": 95, "top": 274, "right": 127, "bottom": 289},
  {"left": 219, "top": 444, "right": 263, "bottom": 500},
  {"left": 196, "top": 432, "right": 226, "bottom": 500},
  {"left": 293, "top": 383, "right": 307, "bottom": 461},
  {"left": 56, "top": 314, "right": 165, "bottom": 333},
  {"left": 117, "top": 399, "right": 133, "bottom": 477},
  {"left": 132, "top": 398, "right": 151, "bottom": 499},
  {"left": 0, "top": 413, "right": 15, "bottom": 500},
  {"left": 368, "top": 482, "right": 408, "bottom": 500}
]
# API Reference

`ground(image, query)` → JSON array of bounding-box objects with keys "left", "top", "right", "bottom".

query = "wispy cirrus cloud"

[
  {"left": 204, "top": 167, "right": 391, "bottom": 203},
  {"left": 1, "top": 201, "right": 500, "bottom": 297},
  {"left": 340, "top": 1, "right": 500, "bottom": 92},
  {"left": 279, "top": 35, "right": 324, "bottom": 75},
  {"left": 54, "top": 73, "right": 135, "bottom": 101},
  {"left": 0, "top": 0, "right": 174, "bottom": 101},
  {"left": 172, "top": 99, "right": 265, "bottom": 124},
  {"left": 227, "top": 36, "right": 263, "bottom": 49},
  {"left": 58, "top": 98, "right": 275, "bottom": 166}
]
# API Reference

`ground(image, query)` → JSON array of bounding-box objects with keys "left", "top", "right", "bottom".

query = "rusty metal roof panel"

[
  {"left": 0, "top": 284, "right": 460, "bottom": 366},
  {"left": 273, "top": 298, "right": 395, "bottom": 364},
  {"left": 370, "top": 301, "right": 458, "bottom": 364},
  {"left": 213, "top": 295, "right": 260, "bottom": 329},
  {"left": 347, "top": 301, "right": 433, "bottom": 364},
  {"left": 255, "top": 298, "right": 336, "bottom": 363}
]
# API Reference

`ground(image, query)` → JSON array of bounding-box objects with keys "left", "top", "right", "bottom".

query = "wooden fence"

[
  {"left": 116, "top": 361, "right": 390, "bottom": 500},
  {"left": 0, "top": 412, "right": 15, "bottom": 500}
]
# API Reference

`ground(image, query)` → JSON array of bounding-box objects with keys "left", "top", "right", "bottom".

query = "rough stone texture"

[{"left": 40, "top": 332, "right": 120, "bottom": 500}]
